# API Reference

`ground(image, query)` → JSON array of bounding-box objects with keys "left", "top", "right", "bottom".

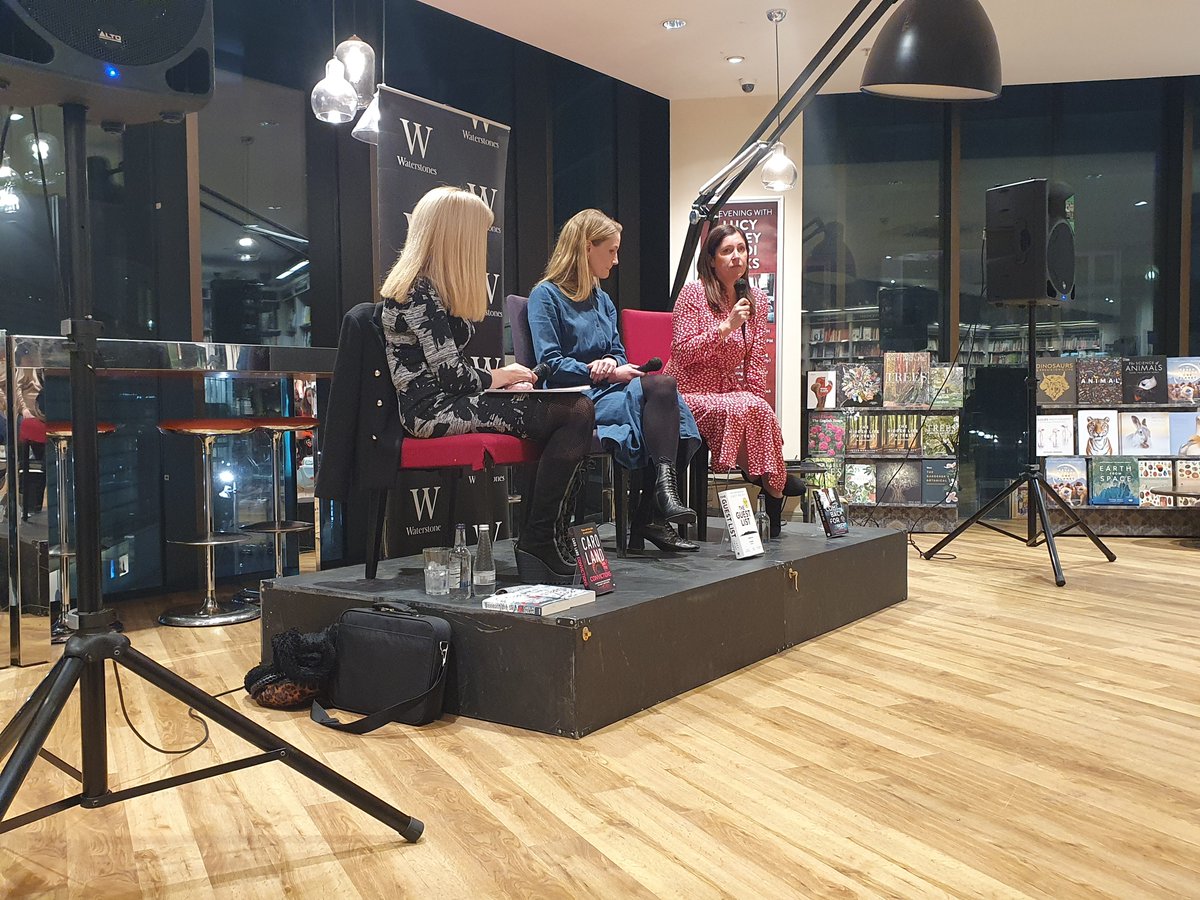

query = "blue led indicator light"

[{"left": 104, "top": 65, "right": 120, "bottom": 80}]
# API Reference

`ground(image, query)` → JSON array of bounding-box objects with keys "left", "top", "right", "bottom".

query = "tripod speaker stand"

[
  {"left": 919, "top": 300, "right": 1115, "bottom": 586},
  {"left": 0, "top": 104, "right": 422, "bottom": 842}
]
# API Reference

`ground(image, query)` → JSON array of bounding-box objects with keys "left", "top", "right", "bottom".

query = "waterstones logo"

[
  {"left": 410, "top": 485, "right": 441, "bottom": 521},
  {"left": 485, "top": 272, "right": 500, "bottom": 302},
  {"left": 466, "top": 183, "right": 498, "bottom": 210},
  {"left": 468, "top": 356, "right": 496, "bottom": 370},
  {"left": 463, "top": 119, "right": 501, "bottom": 149},
  {"left": 398, "top": 118, "right": 433, "bottom": 158}
]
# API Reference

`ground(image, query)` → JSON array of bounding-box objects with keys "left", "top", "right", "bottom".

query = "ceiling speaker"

[{"left": 0, "top": 0, "right": 213, "bottom": 124}]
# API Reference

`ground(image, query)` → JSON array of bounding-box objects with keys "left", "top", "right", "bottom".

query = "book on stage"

[
  {"left": 480, "top": 584, "right": 596, "bottom": 616},
  {"left": 718, "top": 487, "right": 764, "bottom": 559}
]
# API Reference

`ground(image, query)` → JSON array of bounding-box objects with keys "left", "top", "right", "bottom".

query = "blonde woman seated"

[
  {"left": 528, "top": 209, "right": 701, "bottom": 552},
  {"left": 379, "top": 186, "right": 594, "bottom": 584},
  {"left": 666, "top": 223, "right": 804, "bottom": 537}
]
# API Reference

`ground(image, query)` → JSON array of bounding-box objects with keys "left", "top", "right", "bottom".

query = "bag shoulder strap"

[{"left": 310, "top": 648, "right": 448, "bottom": 735}]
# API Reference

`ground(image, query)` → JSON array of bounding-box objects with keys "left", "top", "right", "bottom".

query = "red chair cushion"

[
  {"left": 620, "top": 308, "right": 674, "bottom": 370},
  {"left": 400, "top": 433, "right": 541, "bottom": 471},
  {"left": 19, "top": 418, "right": 47, "bottom": 444}
]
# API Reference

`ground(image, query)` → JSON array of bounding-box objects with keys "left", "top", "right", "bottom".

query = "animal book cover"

[
  {"left": 1044, "top": 457, "right": 1089, "bottom": 507},
  {"left": 1076, "top": 357, "right": 1122, "bottom": 406},
  {"left": 1166, "top": 357, "right": 1200, "bottom": 404},
  {"left": 921, "top": 414, "right": 960, "bottom": 457},
  {"left": 1138, "top": 459, "right": 1174, "bottom": 507},
  {"left": 882, "top": 351, "right": 931, "bottom": 408},
  {"left": 876, "top": 460, "right": 923, "bottom": 504},
  {"left": 879, "top": 413, "right": 922, "bottom": 455},
  {"left": 844, "top": 411, "right": 881, "bottom": 454},
  {"left": 920, "top": 460, "right": 959, "bottom": 505},
  {"left": 1036, "top": 357, "right": 1077, "bottom": 406},
  {"left": 1168, "top": 411, "right": 1200, "bottom": 457},
  {"left": 568, "top": 523, "right": 613, "bottom": 595},
  {"left": 1035, "top": 414, "right": 1074, "bottom": 457},
  {"left": 1076, "top": 410, "right": 1117, "bottom": 456},
  {"left": 1174, "top": 459, "right": 1200, "bottom": 507},
  {"left": 1117, "top": 411, "right": 1171, "bottom": 456},
  {"left": 928, "top": 365, "right": 964, "bottom": 408},
  {"left": 806, "top": 369, "right": 837, "bottom": 409},
  {"left": 1089, "top": 456, "right": 1140, "bottom": 506},
  {"left": 836, "top": 361, "right": 884, "bottom": 407},
  {"left": 807, "top": 411, "right": 847, "bottom": 457},
  {"left": 843, "top": 463, "right": 876, "bottom": 504},
  {"left": 1122, "top": 356, "right": 1168, "bottom": 404}
]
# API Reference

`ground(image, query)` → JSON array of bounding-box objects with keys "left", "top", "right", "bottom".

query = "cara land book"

[
  {"left": 1117, "top": 411, "right": 1171, "bottom": 456},
  {"left": 1166, "top": 357, "right": 1200, "bottom": 404},
  {"left": 481, "top": 584, "right": 596, "bottom": 616},
  {"left": 836, "top": 361, "right": 884, "bottom": 407},
  {"left": 882, "top": 351, "right": 931, "bottom": 408},
  {"left": 843, "top": 462, "right": 877, "bottom": 505},
  {"left": 568, "top": 523, "right": 613, "bottom": 595},
  {"left": 1077, "top": 409, "right": 1118, "bottom": 456},
  {"left": 1122, "top": 356, "right": 1168, "bottom": 404},
  {"left": 813, "top": 487, "right": 850, "bottom": 537},
  {"left": 1138, "top": 459, "right": 1174, "bottom": 507},
  {"left": 1036, "top": 357, "right": 1077, "bottom": 406},
  {"left": 1168, "top": 411, "right": 1200, "bottom": 456},
  {"left": 718, "top": 487, "right": 764, "bottom": 559},
  {"left": 921, "top": 414, "right": 960, "bottom": 457},
  {"left": 928, "top": 365, "right": 964, "bottom": 408},
  {"left": 1076, "top": 357, "right": 1123, "bottom": 406},
  {"left": 921, "top": 460, "right": 959, "bottom": 505},
  {"left": 1035, "top": 414, "right": 1075, "bottom": 457},
  {"left": 1044, "top": 456, "right": 1089, "bottom": 507},
  {"left": 1089, "top": 456, "right": 1140, "bottom": 506}
]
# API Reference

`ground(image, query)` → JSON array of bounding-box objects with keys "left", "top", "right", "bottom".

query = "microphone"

[
  {"left": 531, "top": 362, "right": 551, "bottom": 383},
  {"left": 734, "top": 277, "right": 751, "bottom": 383},
  {"left": 636, "top": 357, "right": 663, "bottom": 373}
]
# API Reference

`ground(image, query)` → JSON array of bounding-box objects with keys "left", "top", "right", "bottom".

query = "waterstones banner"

[
  {"left": 713, "top": 199, "right": 780, "bottom": 408},
  {"left": 377, "top": 86, "right": 510, "bottom": 367}
]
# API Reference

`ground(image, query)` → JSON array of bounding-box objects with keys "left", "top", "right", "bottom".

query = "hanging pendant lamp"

[
  {"left": 335, "top": 34, "right": 376, "bottom": 109},
  {"left": 760, "top": 9, "right": 796, "bottom": 192},
  {"left": 861, "top": 0, "right": 1001, "bottom": 100},
  {"left": 311, "top": 58, "right": 359, "bottom": 124},
  {"left": 351, "top": 0, "right": 386, "bottom": 144}
]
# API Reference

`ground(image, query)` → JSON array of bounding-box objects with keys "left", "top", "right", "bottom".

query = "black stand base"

[
  {"left": 921, "top": 464, "right": 1116, "bottom": 587},
  {"left": 0, "top": 630, "right": 423, "bottom": 842}
]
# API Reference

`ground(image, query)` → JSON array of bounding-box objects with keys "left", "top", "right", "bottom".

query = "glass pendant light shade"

[
  {"left": 335, "top": 35, "right": 377, "bottom": 108},
  {"left": 861, "top": 0, "right": 1001, "bottom": 101},
  {"left": 760, "top": 143, "right": 798, "bottom": 192},
  {"left": 351, "top": 90, "right": 382, "bottom": 145},
  {"left": 310, "top": 58, "right": 359, "bottom": 124}
]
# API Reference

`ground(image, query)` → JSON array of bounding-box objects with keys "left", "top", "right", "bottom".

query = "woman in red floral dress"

[{"left": 666, "top": 223, "right": 804, "bottom": 536}]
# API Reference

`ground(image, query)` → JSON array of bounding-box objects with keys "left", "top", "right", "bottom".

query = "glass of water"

[{"left": 422, "top": 547, "right": 451, "bottom": 596}]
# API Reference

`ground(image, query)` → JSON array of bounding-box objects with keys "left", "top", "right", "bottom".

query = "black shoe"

[
  {"left": 763, "top": 492, "right": 784, "bottom": 539},
  {"left": 516, "top": 542, "right": 578, "bottom": 585},
  {"left": 654, "top": 461, "right": 696, "bottom": 525},
  {"left": 629, "top": 519, "right": 699, "bottom": 552}
]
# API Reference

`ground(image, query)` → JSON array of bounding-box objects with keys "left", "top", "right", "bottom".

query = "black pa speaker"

[
  {"left": 985, "top": 178, "right": 1076, "bottom": 305},
  {"left": 0, "top": 0, "right": 212, "bottom": 125}
]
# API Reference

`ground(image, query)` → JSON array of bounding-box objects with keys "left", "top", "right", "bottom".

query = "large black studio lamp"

[{"left": 860, "top": 0, "right": 1001, "bottom": 100}]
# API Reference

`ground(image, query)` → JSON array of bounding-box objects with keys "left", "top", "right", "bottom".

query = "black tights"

[
  {"left": 640, "top": 374, "right": 680, "bottom": 465},
  {"left": 519, "top": 393, "right": 594, "bottom": 544}
]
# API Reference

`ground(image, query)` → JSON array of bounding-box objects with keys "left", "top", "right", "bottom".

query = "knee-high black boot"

[
  {"left": 516, "top": 459, "right": 584, "bottom": 584},
  {"left": 653, "top": 461, "right": 695, "bottom": 524}
]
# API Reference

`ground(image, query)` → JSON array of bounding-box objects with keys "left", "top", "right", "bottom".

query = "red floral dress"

[{"left": 666, "top": 280, "right": 787, "bottom": 494}]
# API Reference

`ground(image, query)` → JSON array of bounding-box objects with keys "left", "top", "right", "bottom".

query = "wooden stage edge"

[{"left": 261, "top": 523, "right": 908, "bottom": 738}]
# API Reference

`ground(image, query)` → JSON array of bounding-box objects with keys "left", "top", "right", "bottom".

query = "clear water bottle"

[
  {"left": 757, "top": 493, "right": 771, "bottom": 543},
  {"left": 450, "top": 523, "right": 473, "bottom": 598},
  {"left": 472, "top": 524, "right": 496, "bottom": 593}
]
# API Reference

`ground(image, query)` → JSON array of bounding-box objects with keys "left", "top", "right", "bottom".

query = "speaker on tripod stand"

[
  {"left": 920, "top": 178, "right": 1115, "bottom": 587},
  {"left": 0, "top": 0, "right": 423, "bottom": 844}
]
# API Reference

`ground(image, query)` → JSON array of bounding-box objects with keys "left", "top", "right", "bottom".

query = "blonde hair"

[
  {"left": 541, "top": 209, "right": 622, "bottom": 302},
  {"left": 380, "top": 186, "right": 494, "bottom": 321}
]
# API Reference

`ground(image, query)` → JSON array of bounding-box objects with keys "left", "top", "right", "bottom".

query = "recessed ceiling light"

[
  {"left": 1134, "top": 200, "right": 1148, "bottom": 207},
  {"left": 8, "top": 112, "right": 23, "bottom": 122},
  {"left": 726, "top": 55, "right": 745, "bottom": 64},
  {"left": 259, "top": 120, "right": 278, "bottom": 127},
  {"left": 662, "top": 18, "right": 686, "bottom": 30},
  {"left": 267, "top": 205, "right": 282, "bottom": 211}
]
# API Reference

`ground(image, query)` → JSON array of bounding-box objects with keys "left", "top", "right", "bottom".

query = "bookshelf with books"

[
  {"left": 982, "top": 321, "right": 1104, "bottom": 367},
  {"left": 1032, "top": 354, "right": 1200, "bottom": 535},
  {"left": 805, "top": 307, "right": 883, "bottom": 363}
]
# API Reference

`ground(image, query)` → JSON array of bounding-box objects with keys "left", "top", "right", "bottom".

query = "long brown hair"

[
  {"left": 541, "top": 209, "right": 622, "bottom": 302},
  {"left": 697, "top": 223, "right": 752, "bottom": 317}
]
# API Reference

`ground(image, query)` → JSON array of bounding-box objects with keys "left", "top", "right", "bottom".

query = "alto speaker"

[
  {"left": 0, "top": 0, "right": 213, "bottom": 125},
  {"left": 985, "top": 178, "right": 1076, "bottom": 305}
]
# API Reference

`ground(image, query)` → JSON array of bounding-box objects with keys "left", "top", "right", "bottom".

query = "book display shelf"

[
  {"left": 804, "top": 351, "right": 961, "bottom": 533},
  {"left": 1029, "top": 354, "right": 1200, "bottom": 536}
]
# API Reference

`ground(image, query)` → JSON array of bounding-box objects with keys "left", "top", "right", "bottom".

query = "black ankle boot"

[
  {"left": 653, "top": 461, "right": 695, "bottom": 525},
  {"left": 630, "top": 518, "right": 699, "bottom": 552},
  {"left": 763, "top": 491, "right": 784, "bottom": 539}
]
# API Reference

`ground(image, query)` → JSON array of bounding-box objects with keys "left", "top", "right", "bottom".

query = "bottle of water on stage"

[
  {"left": 450, "top": 523, "right": 473, "bottom": 598},
  {"left": 757, "top": 494, "right": 771, "bottom": 543},
  {"left": 472, "top": 524, "right": 495, "bottom": 592}
]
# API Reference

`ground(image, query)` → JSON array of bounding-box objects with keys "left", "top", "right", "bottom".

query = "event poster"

[
  {"left": 377, "top": 86, "right": 510, "bottom": 368},
  {"left": 713, "top": 199, "right": 779, "bottom": 408}
]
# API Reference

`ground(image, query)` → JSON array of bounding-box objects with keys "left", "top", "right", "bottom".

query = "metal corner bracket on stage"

[
  {"left": 0, "top": 104, "right": 423, "bottom": 843},
  {"left": 919, "top": 301, "right": 1116, "bottom": 587}
]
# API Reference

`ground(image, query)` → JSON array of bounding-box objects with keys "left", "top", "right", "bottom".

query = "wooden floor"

[{"left": 1, "top": 530, "right": 1198, "bottom": 898}]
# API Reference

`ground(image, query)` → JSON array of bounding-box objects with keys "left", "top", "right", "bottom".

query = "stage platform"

[{"left": 260, "top": 523, "right": 908, "bottom": 738}]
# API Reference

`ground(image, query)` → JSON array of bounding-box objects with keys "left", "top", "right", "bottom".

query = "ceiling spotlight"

[
  {"left": 1134, "top": 200, "right": 1148, "bottom": 207},
  {"left": 726, "top": 55, "right": 745, "bottom": 64},
  {"left": 8, "top": 112, "right": 24, "bottom": 122},
  {"left": 237, "top": 236, "right": 257, "bottom": 249},
  {"left": 662, "top": 18, "right": 686, "bottom": 30}
]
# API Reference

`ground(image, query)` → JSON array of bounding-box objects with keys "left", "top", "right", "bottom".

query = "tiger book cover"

[
  {"left": 1076, "top": 409, "right": 1118, "bottom": 456},
  {"left": 1138, "top": 459, "right": 1174, "bottom": 507},
  {"left": 882, "top": 351, "right": 931, "bottom": 408},
  {"left": 1088, "top": 456, "right": 1140, "bottom": 506},
  {"left": 1117, "top": 411, "right": 1171, "bottom": 456},
  {"left": 1044, "top": 457, "right": 1089, "bottom": 507},
  {"left": 1076, "top": 357, "right": 1122, "bottom": 406},
  {"left": 1166, "top": 357, "right": 1200, "bottom": 404},
  {"left": 1035, "top": 357, "right": 1077, "bottom": 406},
  {"left": 836, "top": 361, "right": 884, "bottom": 407},
  {"left": 1121, "top": 356, "right": 1168, "bottom": 404}
]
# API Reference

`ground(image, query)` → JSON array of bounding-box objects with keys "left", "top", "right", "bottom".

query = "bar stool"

[
  {"left": 44, "top": 421, "right": 117, "bottom": 643},
  {"left": 241, "top": 416, "right": 318, "bottom": 585},
  {"left": 158, "top": 418, "right": 259, "bottom": 627}
]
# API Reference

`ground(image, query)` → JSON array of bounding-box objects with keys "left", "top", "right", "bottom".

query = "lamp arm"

[{"left": 669, "top": 0, "right": 898, "bottom": 306}]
